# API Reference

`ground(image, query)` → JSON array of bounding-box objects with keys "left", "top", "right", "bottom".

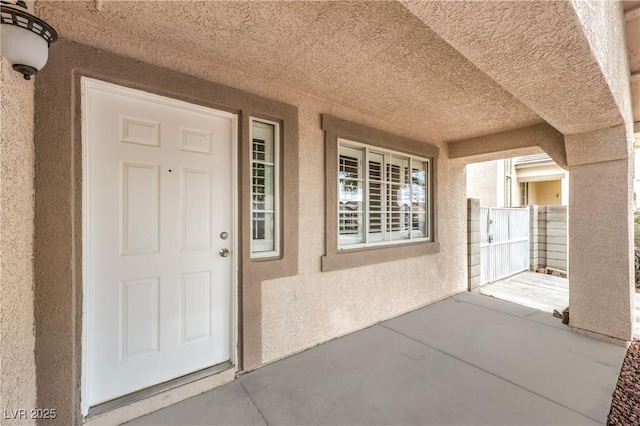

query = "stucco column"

[{"left": 566, "top": 127, "right": 634, "bottom": 342}]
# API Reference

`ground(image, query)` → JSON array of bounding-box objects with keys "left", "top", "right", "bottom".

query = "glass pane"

[
  {"left": 339, "top": 145, "right": 363, "bottom": 181},
  {"left": 387, "top": 183, "right": 406, "bottom": 232},
  {"left": 395, "top": 183, "right": 413, "bottom": 210},
  {"left": 369, "top": 221, "right": 386, "bottom": 243},
  {"left": 252, "top": 121, "right": 275, "bottom": 163},
  {"left": 386, "top": 162, "right": 402, "bottom": 184},
  {"left": 412, "top": 164, "right": 426, "bottom": 195},
  {"left": 339, "top": 179, "right": 363, "bottom": 212},
  {"left": 337, "top": 142, "right": 430, "bottom": 248},
  {"left": 339, "top": 212, "right": 364, "bottom": 246},
  {"left": 412, "top": 162, "right": 428, "bottom": 228},
  {"left": 251, "top": 119, "right": 277, "bottom": 256},
  {"left": 252, "top": 164, "right": 275, "bottom": 211},
  {"left": 387, "top": 211, "right": 411, "bottom": 241},
  {"left": 411, "top": 210, "right": 427, "bottom": 238},
  {"left": 368, "top": 152, "right": 384, "bottom": 183},
  {"left": 368, "top": 181, "right": 383, "bottom": 235},
  {"left": 338, "top": 144, "right": 363, "bottom": 248},
  {"left": 252, "top": 212, "right": 275, "bottom": 253},
  {"left": 387, "top": 156, "right": 409, "bottom": 184}
]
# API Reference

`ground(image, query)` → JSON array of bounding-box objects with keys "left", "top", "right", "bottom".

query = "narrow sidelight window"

[
  {"left": 250, "top": 118, "right": 279, "bottom": 257},
  {"left": 338, "top": 139, "right": 430, "bottom": 249}
]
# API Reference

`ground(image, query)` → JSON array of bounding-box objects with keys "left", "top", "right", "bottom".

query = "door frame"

[{"left": 79, "top": 77, "right": 240, "bottom": 416}]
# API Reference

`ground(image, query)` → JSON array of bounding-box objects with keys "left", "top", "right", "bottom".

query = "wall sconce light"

[{"left": 1, "top": 0, "right": 57, "bottom": 80}]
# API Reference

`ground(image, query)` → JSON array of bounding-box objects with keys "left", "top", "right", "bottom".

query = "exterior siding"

[{"left": 0, "top": 56, "right": 38, "bottom": 421}]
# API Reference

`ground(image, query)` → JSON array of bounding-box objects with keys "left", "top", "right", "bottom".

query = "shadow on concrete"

[{"left": 126, "top": 292, "right": 625, "bottom": 425}]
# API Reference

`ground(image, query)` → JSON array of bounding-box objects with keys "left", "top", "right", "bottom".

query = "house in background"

[
  {"left": 516, "top": 154, "right": 569, "bottom": 206},
  {"left": 467, "top": 154, "right": 568, "bottom": 208},
  {"left": 0, "top": 1, "right": 637, "bottom": 425},
  {"left": 466, "top": 159, "right": 514, "bottom": 207}
]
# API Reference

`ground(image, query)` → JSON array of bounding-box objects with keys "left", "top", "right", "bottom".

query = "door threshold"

[{"left": 87, "top": 361, "right": 233, "bottom": 418}]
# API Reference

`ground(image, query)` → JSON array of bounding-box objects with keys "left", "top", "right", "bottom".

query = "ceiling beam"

[{"left": 449, "top": 123, "right": 567, "bottom": 169}]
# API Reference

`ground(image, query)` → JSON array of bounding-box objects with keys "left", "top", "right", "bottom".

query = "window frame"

[
  {"left": 337, "top": 138, "right": 432, "bottom": 250},
  {"left": 520, "top": 182, "right": 529, "bottom": 206},
  {"left": 504, "top": 159, "right": 513, "bottom": 207},
  {"left": 321, "top": 115, "right": 440, "bottom": 272},
  {"left": 249, "top": 117, "right": 281, "bottom": 259},
  {"left": 505, "top": 175, "right": 512, "bottom": 207}
]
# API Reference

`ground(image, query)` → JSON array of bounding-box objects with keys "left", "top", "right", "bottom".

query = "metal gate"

[{"left": 480, "top": 207, "right": 530, "bottom": 284}]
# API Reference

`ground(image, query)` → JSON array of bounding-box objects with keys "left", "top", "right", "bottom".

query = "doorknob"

[{"left": 219, "top": 248, "right": 230, "bottom": 257}]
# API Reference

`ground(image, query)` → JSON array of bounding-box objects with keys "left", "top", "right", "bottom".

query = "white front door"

[{"left": 82, "top": 78, "right": 236, "bottom": 408}]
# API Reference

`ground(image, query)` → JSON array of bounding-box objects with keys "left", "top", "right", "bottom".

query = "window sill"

[
  {"left": 250, "top": 253, "right": 282, "bottom": 262},
  {"left": 321, "top": 241, "right": 440, "bottom": 272}
]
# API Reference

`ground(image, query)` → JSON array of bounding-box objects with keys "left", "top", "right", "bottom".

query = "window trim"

[
  {"left": 249, "top": 117, "right": 281, "bottom": 258},
  {"left": 321, "top": 115, "right": 440, "bottom": 272}
]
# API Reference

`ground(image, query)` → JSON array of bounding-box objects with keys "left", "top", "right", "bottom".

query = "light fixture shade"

[
  {"left": 0, "top": 1, "right": 57, "bottom": 79},
  {"left": 1, "top": 23, "right": 48, "bottom": 71}
]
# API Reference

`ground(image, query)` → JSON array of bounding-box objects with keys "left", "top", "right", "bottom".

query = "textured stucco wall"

[
  {"left": 449, "top": 123, "right": 567, "bottom": 169},
  {"left": 565, "top": 125, "right": 631, "bottom": 167},
  {"left": 261, "top": 105, "right": 466, "bottom": 362},
  {"left": 0, "top": 56, "right": 37, "bottom": 422},
  {"left": 569, "top": 154, "right": 634, "bottom": 342},
  {"left": 31, "top": 0, "right": 468, "bottom": 369},
  {"left": 560, "top": 1, "right": 635, "bottom": 337},
  {"left": 466, "top": 161, "right": 499, "bottom": 207},
  {"left": 402, "top": 0, "right": 624, "bottom": 135},
  {"left": 570, "top": 0, "right": 633, "bottom": 132}
]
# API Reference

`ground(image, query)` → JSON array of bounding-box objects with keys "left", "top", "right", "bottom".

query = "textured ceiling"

[
  {"left": 403, "top": 0, "right": 628, "bottom": 136},
  {"left": 37, "top": 0, "right": 544, "bottom": 141}
]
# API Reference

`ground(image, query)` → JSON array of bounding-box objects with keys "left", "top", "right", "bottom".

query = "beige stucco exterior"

[
  {"left": 466, "top": 161, "right": 504, "bottom": 207},
  {"left": 263, "top": 114, "right": 462, "bottom": 362},
  {"left": 517, "top": 161, "right": 569, "bottom": 206},
  {"left": 0, "top": 53, "right": 38, "bottom": 424},
  {"left": 569, "top": 135, "right": 635, "bottom": 343},
  {"left": 28, "top": 40, "right": 466, "bottom": 423},
  {"left": 0, "top": 1, "right": 636, "bottom": 424},
  {"left": 468, "top": 156, "right": 569, "bottom": 208},
  {"left": 526, "top": 181, "right": 562, "bottom": 206}
]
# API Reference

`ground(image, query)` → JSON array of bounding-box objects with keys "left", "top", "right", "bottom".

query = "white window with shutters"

[
  {"left": 250, "top": 118, "right": 279, "bottom": 257},
  {"left": 338, "top": 139, "right": 430, "bottom": 249}
]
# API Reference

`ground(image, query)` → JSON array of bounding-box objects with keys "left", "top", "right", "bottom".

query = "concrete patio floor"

[
  {"left": 126, "top": 292, "right": 625, "bottom": 425},
  {"left": 481, "top": 271, "right": 640, "bottom": 339}
]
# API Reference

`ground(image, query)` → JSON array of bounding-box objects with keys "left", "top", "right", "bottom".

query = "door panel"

[
  {"left": 121, "top": 162, "right": 160, "bottom": 255},
  {"left": 83, "top": 78, "right": 235, "bottom": 407}
]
